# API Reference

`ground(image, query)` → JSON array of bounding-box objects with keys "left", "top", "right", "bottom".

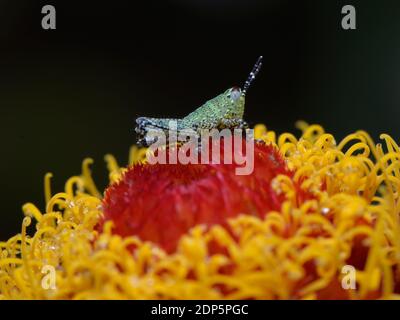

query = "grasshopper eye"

[{"left": 230, "top": 87, "right": 241, "bottom": 101}]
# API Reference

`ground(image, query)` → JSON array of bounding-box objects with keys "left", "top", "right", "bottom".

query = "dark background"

[{"left": 0, "top": 0, "right": 399, "bottom": 239}]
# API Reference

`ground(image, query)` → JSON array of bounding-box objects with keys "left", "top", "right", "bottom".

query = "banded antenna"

[{"left": 242, "top": 56, "right": 263, "bottom": 95}]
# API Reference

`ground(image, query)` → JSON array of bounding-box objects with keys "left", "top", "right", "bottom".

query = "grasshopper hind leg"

[
  {"left": 135, "top": 117, "right": 183, "bottom": 130},
  {"left": 135, "top": 117, "right": 183, "bottom": 147}
]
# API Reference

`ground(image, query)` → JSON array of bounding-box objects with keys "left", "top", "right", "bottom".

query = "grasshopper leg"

[{"left": 219, "top": 118, "right": 249, "bottom": 130}]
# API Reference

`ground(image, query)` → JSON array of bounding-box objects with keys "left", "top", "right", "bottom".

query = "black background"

[{"left": 0, "top": 0, "right": 399, "bottom": 239}]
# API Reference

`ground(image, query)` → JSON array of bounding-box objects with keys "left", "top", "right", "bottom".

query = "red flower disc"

[{"left": 101, "top": 142, "right": 307, "bottom": 252}]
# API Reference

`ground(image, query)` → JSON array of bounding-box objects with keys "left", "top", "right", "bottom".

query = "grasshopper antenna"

[{"left": 242, "top": 56, "right": 263, "bottom": 95}]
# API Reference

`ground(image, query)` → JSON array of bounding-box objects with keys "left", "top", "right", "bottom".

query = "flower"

[
  {"left": 1, "top": 122, "right": 400, "bottom": 299},
  {"left": 100, "top": 142, "right": 310, "bottom": 253}
]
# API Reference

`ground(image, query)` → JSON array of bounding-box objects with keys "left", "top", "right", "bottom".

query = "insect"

[{"left": 135, "top": 56, "right": 263, "bottom": 147}]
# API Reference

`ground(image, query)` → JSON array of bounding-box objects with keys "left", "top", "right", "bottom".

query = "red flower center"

[{"left": 100, "top": 142, "right": 305, "bottom": 253}]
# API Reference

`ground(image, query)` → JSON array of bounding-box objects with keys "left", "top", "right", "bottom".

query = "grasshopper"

[{"left": 135, "top": 56, "right": 263, "bottom": 147}]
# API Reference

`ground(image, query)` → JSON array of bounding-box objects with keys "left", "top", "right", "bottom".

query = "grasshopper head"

[
  {"left": 221, "top": 56, "right": 263, "bottom": 118},
  {"left": 223, "top": 86, "right": 246, "bottom": 117}
]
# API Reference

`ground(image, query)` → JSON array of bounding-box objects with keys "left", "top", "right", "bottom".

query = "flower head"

[
  {"left": 1, "top": 122, "right": 400, "bottom": 299},
  {"left": 101, "top": 143, "right": 309, "bottom": 253}
]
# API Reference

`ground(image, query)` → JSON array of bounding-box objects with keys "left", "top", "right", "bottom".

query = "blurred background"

[{"left": 0, "top": 0, "right": 399, "bottom": 239}]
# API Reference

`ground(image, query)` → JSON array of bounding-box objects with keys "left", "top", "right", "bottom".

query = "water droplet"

[
  {"left": 67, "top": 200, "right": 75, "bottom": 208},
  {"left": 321, "top": 207, "right": 330, "bottom": 215}
]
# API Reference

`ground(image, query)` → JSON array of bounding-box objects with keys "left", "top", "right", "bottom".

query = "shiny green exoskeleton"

[{"left": 135, "top": 56, "right": 263, "bottom": 146}]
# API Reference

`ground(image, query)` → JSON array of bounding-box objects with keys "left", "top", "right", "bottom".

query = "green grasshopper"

[{"left": 135, "top": 56, "right": 263, "bottom": 147}]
